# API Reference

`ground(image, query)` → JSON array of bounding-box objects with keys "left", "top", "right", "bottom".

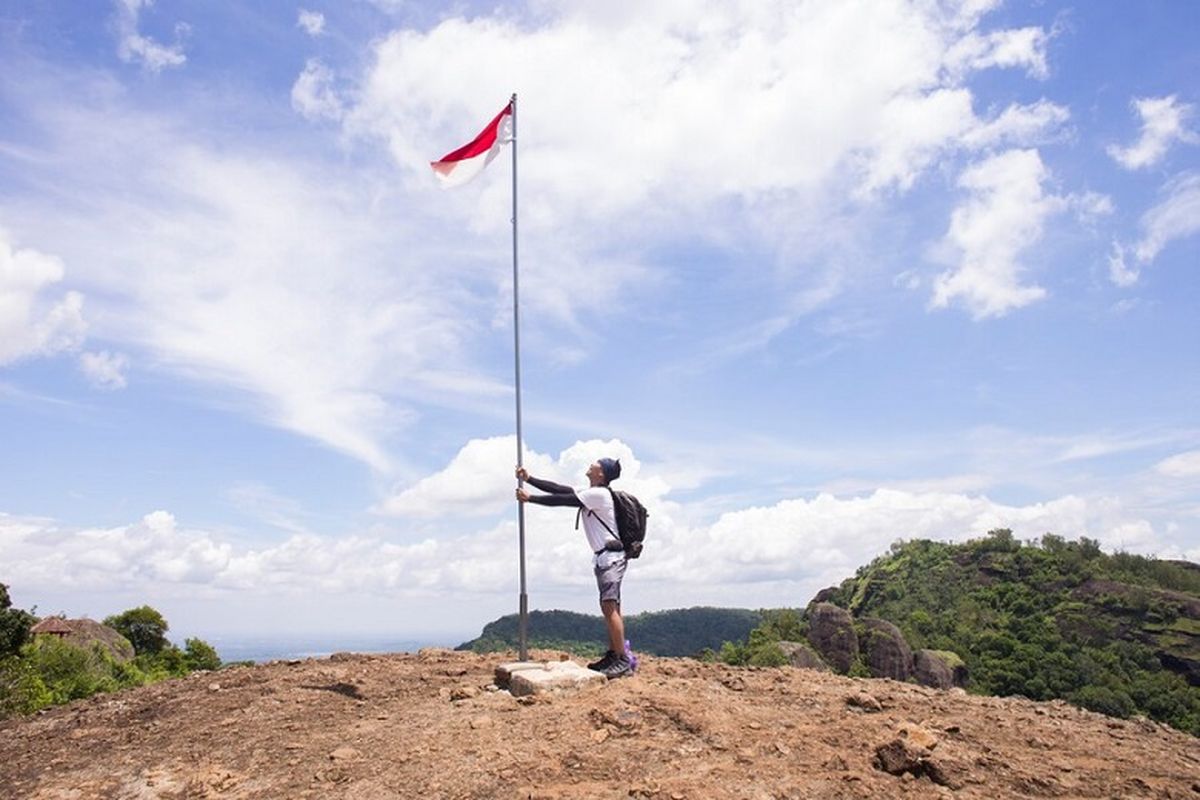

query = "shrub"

[
  {"left": 184, "top": 638, "right": 222, "bottom": 671},
  {"left": 0, "top": 656, "right": 52, "bottom": 716},
  {"left": 1071, "top": 685, "right": 1136, "bottom": 719}
]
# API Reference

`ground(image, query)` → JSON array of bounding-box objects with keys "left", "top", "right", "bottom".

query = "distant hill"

[
  {"left": 457, "top": 606, "right": 763, "bottom": 657},
  {"left": 813, "top": 530, "right": 1200, "bottom": 735}
]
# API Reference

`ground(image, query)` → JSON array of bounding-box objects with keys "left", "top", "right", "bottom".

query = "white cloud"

[
  {"left": 114, "top": 0, "right": 187, "bottom": 72},
  {"left": 1107, "top": 95, "right": 1198, "bottom": 170},
  {"left": 1156, "top": 450, "right": 1200, "bottom": 479},
  {"left": 945, "top": 26, "right": 1051, "bottom": 79},
  {"left": 379, "top": 436, "right": 659, "bottom": 518},
  {"left": 1108, "top": 242, "right": 1139, "bottom": 288},
  {"left": 2, "top": 85, "right": 512, "bottom": 471},
  {"left": 78, "top": 350, "right": 129, "bottom": 390},
  {"left": 6, "top": 2, "right": 1081, "bottom": 472},
  {"left": 297, "top": 9, "right": 326, "bottom": 37},
  {"left": 930, "top": 149, "right": 1064, "bottom": 318},
  {"left": 1133, "top": 172, "right": 1200, "bottom": 262},
  {"left": 291, "top": 59, "right": 345, "bottom": 120},
  {"left": 343, "top": 2, "right": 1058, "bottom": 238},
  {"left": 0, "top": 231, "right": 86, "bottom": 366},
  {"left": 1110, "top": 172, "right": 1200, "bottom": 286},
  {"left": 2, "top": 482, "right": 1176, "bottom": 604},
  {"left": 960, "top": 99, "right": 1070, "bottom": 149}
]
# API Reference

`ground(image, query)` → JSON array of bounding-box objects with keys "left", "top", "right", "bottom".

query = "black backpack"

[
  {"left": 608, "top": 488, "right": 649, "bottom": 558},
  {"left": 577, "top": 488, "right": 649, "bottom": 558}
]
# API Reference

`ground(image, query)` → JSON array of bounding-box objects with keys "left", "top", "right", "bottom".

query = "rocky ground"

[{"left": 2, "top": 649, "right": 1198, "bottom": 799}]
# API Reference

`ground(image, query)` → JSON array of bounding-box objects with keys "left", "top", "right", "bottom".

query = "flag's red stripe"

[{"left": 433, "top": 103, "right": 512, "bottom": 165}]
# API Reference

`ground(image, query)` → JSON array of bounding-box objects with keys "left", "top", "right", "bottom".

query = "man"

[{"left": 515, "top": 457, "right": 633, "bottom": 679}]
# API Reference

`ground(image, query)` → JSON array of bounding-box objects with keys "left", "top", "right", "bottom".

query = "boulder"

[
  {"left": 806, "top": 603, "right": 858, "bottom": 673},
  {"left": 776, "top": 640, "right": 830, "bottom": 672},
  {"left": 861, "top": 618, "right": 913, "bottom": 681},
  {"left": 62, "top": 618, "right": 135, "bottom": 662},
  {"left": 913, "top": 649, "right": 968, "bottom": 689}
]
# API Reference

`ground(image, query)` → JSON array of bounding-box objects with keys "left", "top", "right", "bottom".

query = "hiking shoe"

[
  {"left": 587, "top": 650, "right": 617, "bottom": 671},
  {"left": 601, "top": 654, "right": 633, "bottom": 680}
]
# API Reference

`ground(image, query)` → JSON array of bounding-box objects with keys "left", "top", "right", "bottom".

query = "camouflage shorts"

[{"left": 594, "top": 554, "right": 627, "bottom": 603}]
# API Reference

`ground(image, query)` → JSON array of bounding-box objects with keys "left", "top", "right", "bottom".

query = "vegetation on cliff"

[{"left": 744, "top": 531, "right": 1200, "bottom": 735}]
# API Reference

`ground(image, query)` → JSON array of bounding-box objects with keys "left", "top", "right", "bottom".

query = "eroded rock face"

[
  {"left": 913, "top": 649, "right": 968, "bottom": 689},
  {"left": 62, "top": 619, "right": 135, "bottom": 662},
  {"left": 806, "top": 603, "right": 859, "bottom": 674},
  {"left": 777, "top": 640, "right": 831, "bottom": 672},
  {"left": 861, "top": 618, "right": 913, "bottom": 681}
]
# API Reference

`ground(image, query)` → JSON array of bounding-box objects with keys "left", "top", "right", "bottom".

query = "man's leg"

[{"left": 601, "top": 599, "right": 624, "bottom": 654}]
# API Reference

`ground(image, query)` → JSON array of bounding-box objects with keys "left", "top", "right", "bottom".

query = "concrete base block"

[
  {"left": 499, "top": 661, "right": 605, "bottom": 697},
  {"left": 494, "top": 661, "right": 545, "bottom": 690}
]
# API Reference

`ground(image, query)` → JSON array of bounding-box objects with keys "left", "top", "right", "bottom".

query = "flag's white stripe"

[{"left": 432, "top": 114, "right": 513, "bottom": 188}]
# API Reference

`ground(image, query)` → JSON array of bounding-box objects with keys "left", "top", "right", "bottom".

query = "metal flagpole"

[{"left": 510, "top": 92, "right": 529, "bottom": 663}]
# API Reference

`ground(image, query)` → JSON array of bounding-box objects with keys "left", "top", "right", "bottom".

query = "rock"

[
  {"left": 56, "top": 618, "right": 136, "bottom": 662},
  {"left": 811, "top": 586, "right": 840, "bottom": 605},
  {"left": 806, "top": 603, "right": 859, "bottom": 673},
  {"left": 824, "top": 754, "right": 849, "bottom": 771},
  {"left": 861, "top": 618, "right": 913, "bottom": 681},
  {"left": 913, "top": 650, "right": 969, "bottom": 689},
  {"left": 896, "top": 722, "right": 939, "bottom": 750},
  {"left": 777, "top": 640, "right": 831, "bottom": 672},
  {"left": 329, "top": 746, "right": 361, "bottom": 762},
  {"left": 874, "top": 738, "right": 929, "bottom": 775},
  {"left": 874, "top": 738, "right": 960, "bottom": 788},
  {"left": 845, "top": 692, "right": 883, "bottom": 713},
  {"left": 449, "top": 686, "right": 480, "bottom": 701}
]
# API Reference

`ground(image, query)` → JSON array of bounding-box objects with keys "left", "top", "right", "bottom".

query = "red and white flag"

[{"left": 430, "top": 101, "right": 513, "bottom": 188}]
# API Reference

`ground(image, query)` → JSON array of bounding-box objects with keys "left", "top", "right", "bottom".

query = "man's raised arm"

[{"left": 515, "top": 466, "right": 582, "bottom": 507}]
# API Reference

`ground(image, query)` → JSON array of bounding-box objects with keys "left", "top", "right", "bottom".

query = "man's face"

[{"left": 586, "top": 462, "right": 604, "bottom": 484}]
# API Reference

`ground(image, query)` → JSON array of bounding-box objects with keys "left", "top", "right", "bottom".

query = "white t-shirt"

[{"left": 575, "top": 486, "right": 620, "bottom": 558}]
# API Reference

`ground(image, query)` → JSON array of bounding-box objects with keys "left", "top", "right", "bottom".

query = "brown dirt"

[{"left": 2, "top": 648, "right": 1198, "bottom": 799}]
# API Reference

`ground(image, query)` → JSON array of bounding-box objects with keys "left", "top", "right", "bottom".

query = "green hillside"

[
  {"left": 818, "top": 531, "right": 1200, "bottom": 734},
  {"left": 457, "top": 606, "right": 763, "bottom": 657}
]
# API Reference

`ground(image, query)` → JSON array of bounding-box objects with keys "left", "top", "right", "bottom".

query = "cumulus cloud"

[
  {"left": 7, "top": 2, "right": 1084, "bottom": 473},
  {"left": 343, "top": 1, "right": 1060, "bottom": 237},
  {"left": 1156, "top": 450, "right": 1200, "bottom": 479},
  {"left": 2, "top": 481, "right": 1177, "bottom": 605},
  {"left": 1110, "top": 172, "right": 1200, "bottom": 286},
  {"left": 930, "top": 149, "right": 1063, "bottom": 318},
  {"left": 0, "top": 231, "right": 86, "bottom": 365},
  {"left": 113, "top": 0, "right": 188, "bottom": 72},
  {"left": 78, "top": 350, "right": 129, "bottom": 390},
  {"left": 291, "top": 59, "right": 345, "bottom": 120},
  {"left": 1107, "top": 95, "right": 1198, "bottom": 170},
  {"left": 379, "top": 436, "right": 666, "bottom": 518},
  {"left": 297, "top": 9, "right": 326, "bottom": 37}
]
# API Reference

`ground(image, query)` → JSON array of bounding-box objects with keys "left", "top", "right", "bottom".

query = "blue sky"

[{"left": 1, "top": 1, "right": 1197, "bottom": 646}]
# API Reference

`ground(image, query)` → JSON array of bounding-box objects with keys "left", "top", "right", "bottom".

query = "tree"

[
  {"left": 103, "top": 606, "right": 169, "bottom": 656},
  {"left": 184, "top": 638, "right": 222, "bottom": 671},
  {"left": 0, "top": 583, "right": 36, "bottom": 658}
]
